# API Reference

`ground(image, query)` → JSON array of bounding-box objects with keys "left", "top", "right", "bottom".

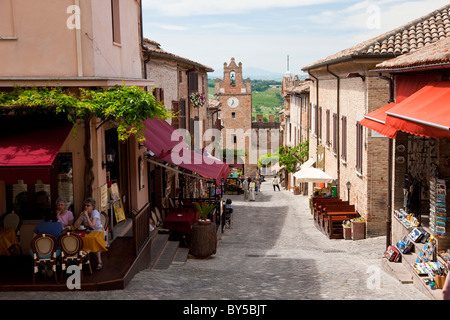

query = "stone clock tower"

[{"left": 215, "top": 58, "right": 257, "bottom": 176}]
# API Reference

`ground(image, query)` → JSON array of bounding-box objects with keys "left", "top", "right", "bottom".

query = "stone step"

[
  {"left": 149, "top": 233, "right": 169, "bottom": 269},
  {"left": 172, "top": 247, "right": 190, "bottom": 265}
]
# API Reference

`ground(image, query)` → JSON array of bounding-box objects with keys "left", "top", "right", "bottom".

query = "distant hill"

[{"left": 209, "top": 67, "right": 285, "bottom": 81}]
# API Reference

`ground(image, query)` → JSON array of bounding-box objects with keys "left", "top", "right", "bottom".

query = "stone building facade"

[{"left": 301, "top": 4, "right": 450, "bottom": 235}]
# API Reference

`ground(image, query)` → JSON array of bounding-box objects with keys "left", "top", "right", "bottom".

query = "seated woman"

[
  {"left": 56, "top": 197, "right": 74, "bottom": 230},
  {"left": 73, "top": 197, "right": 105, "bottom": 270}
]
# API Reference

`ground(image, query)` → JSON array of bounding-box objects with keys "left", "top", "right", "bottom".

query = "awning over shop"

[
  {"left": 142, "top": 118, "right": 230, "bottom": 184},
  {"left": 385, "top": 81, "right": 450, "bottom": 139},
  {"left": 360, "top": 103, "right": 399, "bottom": 139},
  {"left": 293, "top": 167, "right": 334, "bottom": 183},
  {"left": 300, "top": 158, "right": 316, "bottom": 170},
  {"left": 0, "top": 116, "right": 73, "bottom": 184}
]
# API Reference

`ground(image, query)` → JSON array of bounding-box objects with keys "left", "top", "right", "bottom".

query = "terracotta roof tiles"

[
  {"left": 374, "top": 36, "right": 450, "bottom": 71},
  {"left": 303, "top": 4, "right": 450, "bottom": 70}
]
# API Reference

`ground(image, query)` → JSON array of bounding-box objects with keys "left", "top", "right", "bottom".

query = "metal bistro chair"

[
  {"left": 31, "top": 234, "right": 58, "bottom": 284},
  {"left": 224, "top": 200, "right": 233, "bottom": 229},
  {"left": 58, "top": 232, "right": 92, "bottom": 282},
  {"left": 0, "top": 211, "right": 23, "bottom": 255}
]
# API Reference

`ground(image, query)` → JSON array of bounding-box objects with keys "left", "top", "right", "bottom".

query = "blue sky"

[{"left": 141, "top": 0, "right": 449, "bottom": 77}]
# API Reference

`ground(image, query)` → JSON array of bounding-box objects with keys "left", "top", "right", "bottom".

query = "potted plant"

[
  {"left": 351, "top": 217, "right": 366, "bottom": 240},
  {"left": 190, "top": 202, "right": 217, "bottom": 258},
  {"left": 189, "top": 92, "right": 206, "bottom": 108},
  {"left": 194, "top": 202, "right": 215, "bottom": 224},
  {"left": 342, "top": 220, "right": 352, "bottom": 240}
]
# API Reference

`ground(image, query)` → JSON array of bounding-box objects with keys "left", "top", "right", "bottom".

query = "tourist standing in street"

[
  {"left": 249, "top": 179, "right": 256, "bottom": 201},
  {"left": 242, "top": 177, "right": 249, "bottom": 201},
  {"left": 272, "top": 175, "right": 281, "bottom": 191}
]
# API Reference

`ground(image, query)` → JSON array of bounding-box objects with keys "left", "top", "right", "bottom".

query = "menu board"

[{"left": 110, "top": 181, "right": 126, "bottom": 223}]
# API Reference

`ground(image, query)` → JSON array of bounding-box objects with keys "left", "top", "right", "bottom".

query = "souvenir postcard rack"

[{"left": 429, "top": 178, "right": 447, "bottom": 238}]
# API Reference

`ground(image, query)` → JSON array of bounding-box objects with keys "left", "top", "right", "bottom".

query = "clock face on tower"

[{"left": 227, "top": 97, "right": 239, "bottom": 108}]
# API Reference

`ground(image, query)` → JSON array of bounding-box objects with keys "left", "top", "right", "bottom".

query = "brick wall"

[{"left": 308, "top": 74, "right": 392, "bottom": 235}]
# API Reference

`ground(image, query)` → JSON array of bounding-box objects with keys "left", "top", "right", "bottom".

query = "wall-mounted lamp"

[
  {"left": 346, "top": 73, "right": 365, "bottom": 81},
  {"left": 346, "top": 181, "right": 351, "bottom": 203},
  {"left": 102, "top": 147, "right": 116, "bottom": 169}
]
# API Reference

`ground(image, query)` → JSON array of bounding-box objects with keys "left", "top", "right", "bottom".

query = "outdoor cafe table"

[
  {"left": 0, "top": 227, "right": 18, "bottom": 256},
  {"left": 73, "top": 230, "right": 108, "bottom": 253},
  {"left": 164, "top": 208, "right": 196, "bottom": 235}
]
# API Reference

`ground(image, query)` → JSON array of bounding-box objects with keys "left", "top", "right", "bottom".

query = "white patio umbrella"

[{"left": 293, "top": 167, "right": 334, "bottom": 183}]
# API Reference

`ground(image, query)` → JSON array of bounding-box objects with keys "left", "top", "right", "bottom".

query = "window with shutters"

[
  {"left": 172, "top": 101, "right": 180, "bottom": 129},
  {"left": 356, "top": 122, "right": 363, "bottom": 173},
  {"left": 341, "top": 116, "right": 347, "bottom": 162},
  {"left": 188, "top": 70, "right": 198, "bottom": 94},
  {"left": 318, "top": 106, "right": 322, "bottom": 141},
  {"left": 332, "top": 113, "right": 337, "bottom": 154},
  {"left": 314, "top": 105, "right": 318, "bottom": 137},
  {"left": 152, "top": 88, "right": 164, "bottom": 104},
  {"left": 326, "top": 109, "right": 331, "bottom": 147},
  {"left": 111, "top": 0, "right": 121, "bottom": 44},
  {"left": 180, "top": 100, "right": 186, "bottom": 129}
]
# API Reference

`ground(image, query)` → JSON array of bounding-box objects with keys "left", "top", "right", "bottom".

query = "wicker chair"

[
  {"left": 58, "top": 232, "right": 92, "bottom": 282},
  {"left": 0, "top": 211, "right": 22, "bottom": 255},
  {"left": 31, "top": 234, "right": 58, "bottom": 284}
]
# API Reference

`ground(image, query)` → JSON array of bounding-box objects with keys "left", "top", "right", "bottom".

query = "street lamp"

[{"left": 346, "top": 181, "right": 351, "bottom": 203}]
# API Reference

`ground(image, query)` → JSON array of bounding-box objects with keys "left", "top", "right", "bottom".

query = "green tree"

[{"left": 278, "top": 141, "right": 309, "bottom": 173}]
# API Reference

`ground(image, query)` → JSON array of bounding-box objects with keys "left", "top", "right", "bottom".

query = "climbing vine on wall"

[{"left": 0, "top": 85, "right": 172, "bottom": 142}]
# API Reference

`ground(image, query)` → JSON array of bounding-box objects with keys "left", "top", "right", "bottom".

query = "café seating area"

[
  {"left": 312, "top": 197, "right": 359, "bottom": 239},
  {"left": 0, "top": 206, "right": 152, "bottom": 291}
]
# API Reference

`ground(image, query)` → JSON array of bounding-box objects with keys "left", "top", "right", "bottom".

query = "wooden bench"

[
  {"left": 313, "top": 200, "right": 348, "bottom": 228},
  {"left": 318, "top": 205, "right": 355, "bottom": 234},
  {"left": 323, "top": 212, "right": 359, "bottom": 239}
]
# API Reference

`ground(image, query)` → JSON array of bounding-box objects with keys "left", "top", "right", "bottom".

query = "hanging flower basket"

[{"left": 189, "top": 92, "right": 206, "bottom": 108}]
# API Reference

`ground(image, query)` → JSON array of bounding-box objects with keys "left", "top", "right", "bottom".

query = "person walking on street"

[
  {"left": 249, "top": 179, "right": 256, "bottom": 201},
  {"left": 242, "top": 177, "right": 249, "bottom": 201},
  {"left": 272, "top": 175, "right": 281, "bottom": 191}
]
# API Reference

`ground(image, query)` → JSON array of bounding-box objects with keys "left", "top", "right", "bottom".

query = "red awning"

[
  {"left": 143, "top": 118, "right": 230, "bottom": 184},
  {"left": 385, "top": 82, "right": 450, "bottom": 139},
  {"left": 360, "top": 103, "right": 398, "bottom": 139},
  {"left": 0, "top": 117, "right": 73, "bottom": 184}
]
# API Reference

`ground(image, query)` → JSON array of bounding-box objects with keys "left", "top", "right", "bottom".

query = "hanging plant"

[
  {"left": 0, "top": 85, "right": 172, "bottom": 142},
  {"left": 189, "top": 92, "right": 206, "bottom": 108}
]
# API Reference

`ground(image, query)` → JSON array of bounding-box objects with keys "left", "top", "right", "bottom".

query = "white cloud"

[
  {"left": 160, "top": 24, "right": 189, "bottom": 31},
  {"left": 142, "top": 0, "right": 349, "bottom": 17}
]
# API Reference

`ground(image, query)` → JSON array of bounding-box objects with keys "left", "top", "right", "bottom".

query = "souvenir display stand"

[{"left": 388, "top": 203, "right": 449, "bottom": 298}]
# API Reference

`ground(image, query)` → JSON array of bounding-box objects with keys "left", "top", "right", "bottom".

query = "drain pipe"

[
  {"left": 308, "top": 71, "right": 320, "bottom": 163},
  {"left": 378, "top": 73, "right": 394, "bottom": 246},
  {"left": 326, "top": 65, "right": 340, "bottom": 198}
]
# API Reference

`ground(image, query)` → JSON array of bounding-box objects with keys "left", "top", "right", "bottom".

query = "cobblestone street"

[{"left": 0, "top": 180, "right": 430, "bottom": 301}]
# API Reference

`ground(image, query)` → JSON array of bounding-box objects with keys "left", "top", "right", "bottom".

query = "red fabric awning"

[
  {"left": 143, "top": 118, "right": 230, "bottom": 184},
  {"left": 0, "top": 117, "right": 73, "bottom": 184},
  {"left": 385, "top": 81, "right": 450, "bottom": 139},
  {"left": 360, "top": 103, "right": 398, "bottom": 139}
]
